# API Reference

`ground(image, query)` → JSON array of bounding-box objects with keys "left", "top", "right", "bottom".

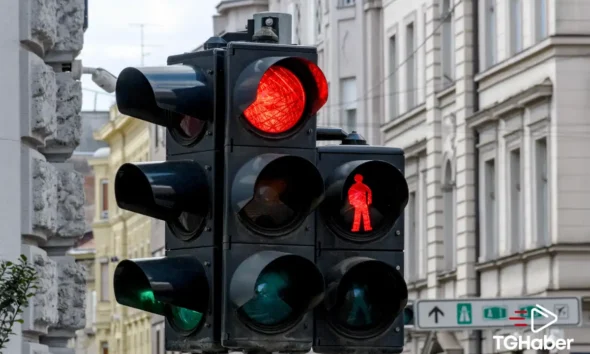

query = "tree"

[{"left": 0, "top": 255, "right": 38, "bottom": 351}]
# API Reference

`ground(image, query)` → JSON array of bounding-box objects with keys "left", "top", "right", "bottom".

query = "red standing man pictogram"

[{"left": 348, "top": 174, "right": 372, "bottom": 232}]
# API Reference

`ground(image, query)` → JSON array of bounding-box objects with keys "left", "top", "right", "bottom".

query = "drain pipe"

[{"left": 471, "top": 1, "right": 482, "bottom": 354}]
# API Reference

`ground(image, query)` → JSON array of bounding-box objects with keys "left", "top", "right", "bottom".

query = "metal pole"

[{"left": 94, "top": 92, "right": 98, "bottom": 111}]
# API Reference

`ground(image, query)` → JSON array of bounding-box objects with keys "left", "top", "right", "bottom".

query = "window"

[
  {"left": 100, "top": 341, "right": 109, "bottom": 354},
  {"left": 441, "top": 0, "right": 454, "bottom": 87},
  {"left": 406, "top": 22, "right": 416, "bottom": 110},
  {"left": 338, "top": 0, "right": 355, "bottom": 7},
  {"left": 90, "top": 290, "right": 97, "bottom": 324},
  {"left": 388, "top": 35, "right": 398, "bottom": 119},
  {"left": 420, "top": 170, "right": 427, "bottom": 278},
  {"left": 316, "top": 0, "right": 322, "bottom": 35},
  {"left": 442, "top": 161, "right": 455, "bottom": 270},
  {"left": 510, "top": 0, "right": 523, "bottom": 54},
  {"left": 535, "top": 138, "right": 549, "bottom": 246},
  {"left": 100, "top": 179, "right": 109, "bottom": 219},
  {"left": 423, "top": 9, "right": 427, "bottom": 102},
  {"left": 155, "top": 125, "right": 159, "bottom": 147},
  {"left": 100, "top": 262, "right": 109, "bottom": 301},
  {"left": 509, "top": 149, "right": 522, "bottom": 253},
  {"left": 536, "top": 0, "right": 548, "bottom": 42},
  {"left": 484, "top": 0, "right": 497, "bottom": 68},
  {"left": 406, "top": 192, "right": 418, "bottom": 280},
  {"left": 156, "top": 329, "right": 161, "bottom": 354},
  {"left": 340, "top": 78, "right": 357, "bottom": 133},
  {"left": 482, "top": 159, "right": 497, "bottom": 260}
]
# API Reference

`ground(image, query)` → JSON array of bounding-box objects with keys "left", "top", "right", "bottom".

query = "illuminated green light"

[
  {"left": 240, "top": 270, "right": 294, "bottom": 326},
  {"left": 169, "top": 305, "right": 204, "bottom": 332},
  {"left": 124, "top": 289, "right": 166, "bottom": 315}
]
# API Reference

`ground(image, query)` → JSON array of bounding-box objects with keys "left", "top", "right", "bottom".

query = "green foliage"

[{"left": 0, "top": 255, "right": 38, "bottom": 352}]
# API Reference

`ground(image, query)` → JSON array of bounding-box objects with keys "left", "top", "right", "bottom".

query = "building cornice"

[
  {"left": 475, "top": 35, "right": 590, "bottom": 91},
  {"left": 466, "top": 79, "right": 553, "bottom": 130},
  {"left": 475, "top": 243, "right": 590, "bottom": 272}
]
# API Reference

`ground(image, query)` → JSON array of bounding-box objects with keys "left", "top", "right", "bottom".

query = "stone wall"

[{"left": 16, "top": 0, "right": 88, "bottom": 353}]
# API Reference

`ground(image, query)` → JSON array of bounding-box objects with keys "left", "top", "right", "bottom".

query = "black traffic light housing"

[
  {"left": 314, "top": 141, "right": 409, "bottom": 354},
  {"left": 113, "top": 48, "right": 225, "bottom": 352},
  {"left": 221, "top": 41, "right": 328, "bottom": 352}
]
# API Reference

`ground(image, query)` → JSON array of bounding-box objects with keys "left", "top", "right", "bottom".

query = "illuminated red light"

[
  {"left": 305, "top": 62, "right": 329, "bottom": 115},
  {"left": 347, "top": 174, "right": 372, "bottom": 232},
  {"left": 243, "top": 66, "right": 306, "bottom": 134}
]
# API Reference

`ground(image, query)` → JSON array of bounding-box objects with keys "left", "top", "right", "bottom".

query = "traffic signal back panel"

[
  {"left": 165, "top": 150, "right": 222, "bottom": 250},
  {"left": 164, "top": 247, "right": 222, "bottom": 352}
]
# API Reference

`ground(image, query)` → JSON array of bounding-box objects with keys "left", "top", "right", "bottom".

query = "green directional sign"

[
  {"left": 483, "top": 306, "right": 507, "bottom": 320},
  {"left": 457, "top": 303, "right": 472, "bottom": 325},
  {"left": 519, "top": 305, "right": 543, "bottom": 319}
]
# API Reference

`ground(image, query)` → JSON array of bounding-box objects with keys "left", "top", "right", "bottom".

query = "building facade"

[
  {"left": 268, "top": 0, "right": 383, "bottom": 145},
  {"left": 0, "top": 1, "right": 89, "bottom": 353},
  {"left": 382, "top": 0, "right": 590, "bottom": 353},
  {"left": 89, "top": 105, "right": 154, "bottom": 354}
]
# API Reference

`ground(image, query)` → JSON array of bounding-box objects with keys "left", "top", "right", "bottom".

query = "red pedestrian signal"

[
  {"left": 326, "top": 159, "right": 408, "bottom": 242},
  {"left": 348, "top": 174, "right": 373, "bottom": 233}
]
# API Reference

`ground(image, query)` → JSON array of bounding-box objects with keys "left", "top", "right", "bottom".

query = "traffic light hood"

[
  {"left": 113, "top": 256, "right": 210, "bottom": 315},
  {"left": 231, "top": 153, "right": 324, "bottom": 235},
  {"left": 114, "top": 161, "right": 209, "bottom": 223},
  {"left": 116, "top": 65, "right": 213, "bottom": 127},
  {"left": 232, "top": 56, "right": 328, "bottom": 137}
]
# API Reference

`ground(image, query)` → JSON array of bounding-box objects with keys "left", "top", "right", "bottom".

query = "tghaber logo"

[
  {"left": 509, "top": 304, "right": 558, "bottom": 333},
  {"left": 495, "top": 304, "right": 572, "bottom": 351}
]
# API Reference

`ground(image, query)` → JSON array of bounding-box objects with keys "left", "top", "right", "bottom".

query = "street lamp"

[{"left": 83, "top": 67, "right": 117, "bottom": 93}]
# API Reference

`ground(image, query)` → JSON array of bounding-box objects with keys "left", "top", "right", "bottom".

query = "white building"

[
  {"left": 382, "top": 0, "right": 590, "bottom": 353},
  {"left": 268, "top": 0, "right": 383, "bottom": 144}
]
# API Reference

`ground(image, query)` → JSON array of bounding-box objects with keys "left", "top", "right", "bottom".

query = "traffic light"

[
  {"left": 404, "top": 303, "right": 414, "bottom": 327},
  {"left": 314, "top": 137, "right": 410, "bottom": 353},
  {"left": 222, "top": 41, "right": 328, "bottom": 352},
  {"left": 112, "top": 45, "right": 226, "bottom": 352}
]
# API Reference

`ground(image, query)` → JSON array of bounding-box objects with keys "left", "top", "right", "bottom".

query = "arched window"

[{"left": 442, "top": 160, "right": 456, "bottom": 270}]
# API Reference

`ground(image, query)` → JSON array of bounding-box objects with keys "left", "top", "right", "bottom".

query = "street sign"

[{"left": 415, "top": 297, "right": 582, "bottom": 330}]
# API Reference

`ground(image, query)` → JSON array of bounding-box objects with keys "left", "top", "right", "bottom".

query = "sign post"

[{"left": 415, "top": 297, "right": 582, "bottom": 330}]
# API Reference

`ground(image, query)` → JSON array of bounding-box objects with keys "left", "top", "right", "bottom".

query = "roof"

[
  {"left": 93, "top": 147, "right": 110, "bottom": 158},
  {"left": 75, "top": 111, "right": 110, "bottom": 154}
]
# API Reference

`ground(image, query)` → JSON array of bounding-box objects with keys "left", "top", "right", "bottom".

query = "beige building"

[
  {"left": 380, "top": 0, "right": 590, "bottom": 353},
  {"left": 87, "top": 105, "right": 155, "bottom": 354}
]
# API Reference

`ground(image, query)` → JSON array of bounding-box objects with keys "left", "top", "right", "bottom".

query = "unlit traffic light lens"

[
  {"left": 236, "top": 155, "right": 324, "bottom": 236},
  {"left": 232, "top": 252, "right": 325, "bottom": 334},
  {"left": 240, "top": 268, "right": 294, "bottom": 326},
  {"left": 243, "top": 65, "right": 306, "bottom": 134},
  {"left": 329, "top": 260, "right": 407, "bottom": 338}
]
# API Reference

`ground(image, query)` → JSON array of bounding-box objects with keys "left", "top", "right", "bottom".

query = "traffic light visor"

[
  {"left": 230, "top": 251, "right": 325, "bottom": 334},
  {"left": 234, "top": 57, "right": 328, "bottom": 138},
  {"left": 113, "top": 257, "right": 210, "bottom": 327},
  {"left": 323, "top": 160, "right": 409, "bottom": 241},
  {"left": 232, "top": 154, "right": 324, "bottom": 236},
  {"left": 116, "top": 66, "right": 212, "bottom": 144},
  {"left": 325, "top": 258, "right": 408, "bottom": 339},
  {"left": 115, "top": 161, "right": 210, "bottom": 240}
]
